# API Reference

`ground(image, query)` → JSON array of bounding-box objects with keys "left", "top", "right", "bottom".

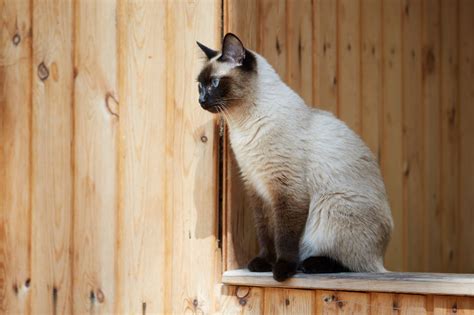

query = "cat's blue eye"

[{"left": 211, "top": 77, "right": 220, "bottom": 88}]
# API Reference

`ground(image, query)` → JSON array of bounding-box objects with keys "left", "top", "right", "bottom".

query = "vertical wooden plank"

[
  {"left": 398, "top": 294, "right": 427, "bottom": 315},
  {"left": 402, "top": 0, "right": 424, "bottom": 272},
  {"left": 440, "top": 0, "right": 459, "bottom": 273},
  {"left": 433, "top": 296, "right": 474, "bottom": 315},
  {"left": 370, "top": 293, "right": 396, "bottom": 315},
  {"left": 165, "top": 0, "right": 220, "bottom": 313},
  {"left": 73, "top": 0, "right": 117, "bottom": 313},
  {"left": 287, "top": 0, "right": 313, "bottom": 105},
  {"left": 459, "top": 0, "right": 474, "bottom": 274},
  {"left": 224, "top": 0, "right": 259, "bottom": 271},
  {"left": 219, "top": 286, "right": 263, "bottom": 315},
  {"left": 0, "top": 0, "right": 31, "bottom": 313},
  {"left": 265, "top": 288, "right": 315, "bottom": 315},
  {"left": 381, "top": 0, "right": 404, "bottom": 271},
  {"left": 313, "top": 0, "right": 338, "bottom": 114},
  {"left": 31, "top": 0, "right": 74, "bottom": 313},
  {"left": 360, "top": 0, "right": 382, "bottom": 157},
  {"left": 338, "top": 0, "right": 361, "bottom": 133},
  {"left": 422, "top": 0, "right": 442, "bottom": 273},
  {"left": 258, "top": 0, "right": 287, "bottom": 79},
  {"left": 116, "top": 0, "right": 167, "bottom": 313},
  {"left": 316, "top": 290, "right": 369, "bottom": 314}
]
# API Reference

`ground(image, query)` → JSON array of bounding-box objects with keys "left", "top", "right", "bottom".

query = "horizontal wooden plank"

[{"left": 222, "top": 270, "right": 474, "bottom": 296}]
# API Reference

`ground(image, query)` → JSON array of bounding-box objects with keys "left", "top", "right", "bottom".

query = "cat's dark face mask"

[{"left": 196, "top": 33, "right": 256, "bottom": 113}]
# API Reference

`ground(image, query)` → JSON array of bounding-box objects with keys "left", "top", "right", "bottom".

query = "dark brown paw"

[
  {"left": 248, "top": 256, "right": 272, "bottom": 272},
  {"left": 272, "top": 259, "right": 297, "bottom": 282},
  {"left": 299, "top": 256, "right": 352, "bottom": 273}
]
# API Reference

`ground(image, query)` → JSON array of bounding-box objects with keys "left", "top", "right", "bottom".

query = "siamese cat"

[{"left": 196, "top": 33, "right": 393, "bottom": 282}]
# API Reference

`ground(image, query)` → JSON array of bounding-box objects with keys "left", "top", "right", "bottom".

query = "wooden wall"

[
  {"left": 1, "top": 0, "right": 474, "bottom": 314},
  {"left": 220, "top": 286, "right": 474, "bottom": 314},
  {"left": 1, "top": 0, "right": 221, "bottom": 313},
  {"left": 224, "top": 0, "right": 474, "bottom": 274}
]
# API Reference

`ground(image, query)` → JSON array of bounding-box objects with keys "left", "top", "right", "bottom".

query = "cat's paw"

[
  {"left": 272, "top": 259, "right": 297, "bottom": 282},
  {"left": 248, "top": 256, "right": 272, "bottom": 272}
]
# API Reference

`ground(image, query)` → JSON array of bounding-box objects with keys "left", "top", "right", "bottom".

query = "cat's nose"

[{"left": 199, "top": 93, "right": 207, "bottom": 105}]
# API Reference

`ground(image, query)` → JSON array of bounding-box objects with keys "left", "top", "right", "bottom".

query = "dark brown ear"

[
  {"left": 220, "top": 33, "right": 245, "bottom": 65},
  {"left": 196, "top": 41, "right": 218, "bottom": 59}
]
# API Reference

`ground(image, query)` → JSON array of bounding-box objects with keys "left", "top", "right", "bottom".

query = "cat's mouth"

[{"left": 200, "top": 103, "right": 222, "bottom": 114}]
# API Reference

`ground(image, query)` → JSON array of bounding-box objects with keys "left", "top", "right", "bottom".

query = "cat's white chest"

[{"left": 229, "top": 127, "right": 273, "bottom": 203}]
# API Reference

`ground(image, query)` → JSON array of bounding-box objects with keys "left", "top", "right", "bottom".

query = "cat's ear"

[
  {"left": 196, "top": 41, "right": 219, "bottom": 60},
  {"left": 221, "top": 33, "right": 245, "bottom": 65}
]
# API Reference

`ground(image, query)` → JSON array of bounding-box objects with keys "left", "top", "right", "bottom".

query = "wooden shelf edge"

[{"left": 222, "top": 269, "right": 474, "bottom": 296}]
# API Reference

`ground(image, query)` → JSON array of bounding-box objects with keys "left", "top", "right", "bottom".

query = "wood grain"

[
  {"left": 287, "top": 0, "right": 313, "bottom": 105},
  {"left": 258, "top": 0, "right": 287, "bottom": 80},
  {"left": 0, "top": 0, "right": 32, "bottom": 313},
  {"left": 440, "top": 0, "right": 460, "bottom": 273},
  {"left": 31, "top": 0, "right": 74, "bottom": 313},
  {"left": 360, "top": 0, "right": 382, "bottom": 157},
  {"left": 264, "top": 287, "right": 315, "bottom": 315},
  {"left": 381, "top": 0, "right": 405, "bottom": 272},
  {"left": 165, "top": 0, "right": 221, "bottom": 313},
  {"left": 402, "top": 0, "right": 425, "bottom": 272},
  {"left": 316, "top": 290, "right": 369, "bottom": 315},
  {"left": 116, "top": 0, "right": 167, "bottom": 313},
  {"left": 459, "top": 0, "right": 474, "bottom": 274},
  {"left": 73, "top": 0, "right": 118, "bottom": 313},
  {"left": 313, "top": 0, "right": 338, "bottom": 113},
  {"left": 433, "top": 295, "right": 474, "bottom": 315},
  {"left": 422, "top": 0, "right": 442, "bottom": 273},
  {"left": 223, "top": 269, "right": 474, "bottom": 296},
  {"left": 219, "top": 285, "right": 264, "bottom": 315},
  {"left": 338, "top": 0, "right": 361, "bottom": 134}
]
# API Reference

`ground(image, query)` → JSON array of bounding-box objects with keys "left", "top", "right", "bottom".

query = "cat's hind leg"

[{"left": 299, "top": 256, "right": 352, "bottom": 273}]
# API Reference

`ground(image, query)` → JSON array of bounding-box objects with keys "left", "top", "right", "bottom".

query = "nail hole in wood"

[
  {"left": 285, "top": 298, "right": 290, "bottom": 306},
  {"left": 13, "top": 284, "right": 19, "bottom": 295},
  {"left": 25, "top": 278, "right": 31, "bottom": 288},
  {"left": 201, "top": 135, "right": 208, "bottom": 143},
  {"left": 239, "top": 298, "right": 247, "bottom": 306}
]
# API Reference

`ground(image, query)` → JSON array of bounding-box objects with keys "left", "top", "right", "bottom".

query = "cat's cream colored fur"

[{"left": 206, "top": 46, "right": 393, "bottom": 273}]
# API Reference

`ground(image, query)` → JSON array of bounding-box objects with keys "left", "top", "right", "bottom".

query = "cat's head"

[{"left": 196, "top": 33, "right": 257, "bottom": 114}]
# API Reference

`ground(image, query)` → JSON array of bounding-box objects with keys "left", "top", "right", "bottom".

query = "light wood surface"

[
  {"left": 73, "top": 0, "right": 118, "bottom": 313},
  {"left": 31, "top": 0, "right": 74, "bottom": 314},
  {"left": 0, "top": 0, "right": 31, "bottom": 313},
  {"left": 223, "top": 269, "right": 474, "bottom": 296}
]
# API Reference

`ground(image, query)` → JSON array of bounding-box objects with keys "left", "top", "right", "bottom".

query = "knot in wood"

[
  {"left": 12, "top": 33, "right": 21, "bottom": 45},
  {"left": 96, "top": 289, "right": 105, "bottom": 303},
  {"left": 38, "top": 62, "right": 49, "bottom": 81}
]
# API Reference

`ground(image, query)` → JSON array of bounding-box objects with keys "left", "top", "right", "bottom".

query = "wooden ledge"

[{"left": 222, "top": 269, "right": 474, "bottom": 296}]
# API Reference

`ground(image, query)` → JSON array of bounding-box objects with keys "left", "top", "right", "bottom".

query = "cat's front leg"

[{"left": 272, "top": 195, "right": 308, "bottom": 282}]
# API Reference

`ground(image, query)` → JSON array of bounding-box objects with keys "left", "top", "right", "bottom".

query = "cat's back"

[{"left": 305, "top": 109, "right": 386, "bottom": 196}]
